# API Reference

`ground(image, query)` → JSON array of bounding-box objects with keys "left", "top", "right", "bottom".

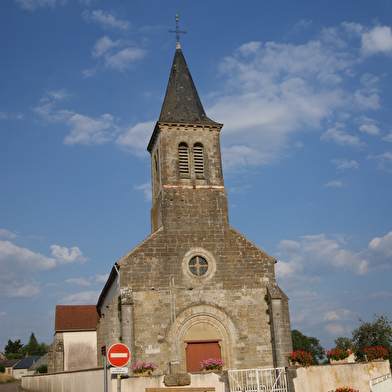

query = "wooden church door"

[{"left": 185, "top": 340, "right": 222, "bottom": 372}]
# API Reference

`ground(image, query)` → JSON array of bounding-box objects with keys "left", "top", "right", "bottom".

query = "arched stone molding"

[{"left": 167, "top": 304, "right": 239, "bottom": 371}]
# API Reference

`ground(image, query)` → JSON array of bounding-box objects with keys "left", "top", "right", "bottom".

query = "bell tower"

[{"left": 147, "top": 41, "right": 227, "bottom": 233}]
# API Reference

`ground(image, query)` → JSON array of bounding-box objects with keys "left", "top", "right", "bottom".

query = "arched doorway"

[
  {"left": 185, "top": 339, "right": 222, "bottom": 372},
  {"left": 174, "top": 304, "right": 238, "bottom": 372}
]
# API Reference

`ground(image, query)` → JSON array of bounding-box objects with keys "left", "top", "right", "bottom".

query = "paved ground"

[{"left": 0, "top": 382, "right": 22, "bottom": 392}]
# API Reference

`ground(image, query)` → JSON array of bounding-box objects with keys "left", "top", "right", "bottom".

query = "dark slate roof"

[
  {"left": 2, "top": 359, "right": 20, "bottom": 368},
  {"left": 159, "top": 44, "right": 217, "bottom": 124},
  {"left": 55, "top": 305, "right": 98, "bottom": 331},
  {"left": 28, "top": 354, "right": 47, "bottom": 371},
  {"left": 13, "top": 356, "right": 41, "bottom": 369}
]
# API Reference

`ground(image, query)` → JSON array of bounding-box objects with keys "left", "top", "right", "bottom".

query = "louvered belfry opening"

[
  {"left": 179, "top": 142, "right": 190, "bottom": 178},
  {"left": 193, "top": 143, "right": 204, "bottom": 178}
]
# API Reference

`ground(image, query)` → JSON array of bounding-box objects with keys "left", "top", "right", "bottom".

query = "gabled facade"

[
  {"left": 13, "top": 356, "right": 41, "bottom": 379},
  {"left": 48, "top": 305, "right": 98, "bottom": 373},
  {"left": 96, "top": 42, "right": 292, "bottom": 373}
]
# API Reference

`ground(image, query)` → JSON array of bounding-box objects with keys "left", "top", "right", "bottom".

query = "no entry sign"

[{"left": 107, "top": 343, "right": 130, "bottom": 367}]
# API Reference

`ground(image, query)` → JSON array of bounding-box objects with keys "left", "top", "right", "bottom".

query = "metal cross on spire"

[{"left": 169, "top": 13, "right": 186, "bottom": 45}]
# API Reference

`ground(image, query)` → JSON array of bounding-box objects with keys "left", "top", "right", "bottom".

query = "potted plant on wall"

[
  {"left": 326, "top": 348, "right": 355, "bottom": 364},
  {"left": 286, "top": 349, "right": 315, "bottom": 367},
  {"left": 199, "top": 358, "right": 225, "bottom": 372},
  {"left": 131, "top": 362, "right": 158, "bottom": 376},
  {"left": 365, "top": 346, "right": 389, "bottom": 361},
  {"left": 329, "top": 387, "right": 359, "bottom": 392}
]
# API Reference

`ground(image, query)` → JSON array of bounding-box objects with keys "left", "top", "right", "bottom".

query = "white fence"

[
  {"left": 370, "top": 373, "right": 392, "bottom": 392},
  {"left": 228, "top": 368, "right": 287, "bottom": 392}
]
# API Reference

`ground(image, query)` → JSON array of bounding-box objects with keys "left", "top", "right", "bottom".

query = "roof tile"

[{"left": 55, "top": 305, "right": 98, "bottom": 331}]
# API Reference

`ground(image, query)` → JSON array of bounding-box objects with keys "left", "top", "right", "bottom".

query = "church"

[{"left": 95, "top": 35, "right": 292, "bottom": 374}]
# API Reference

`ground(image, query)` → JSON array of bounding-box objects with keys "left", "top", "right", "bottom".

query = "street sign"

[
  {"left": 107, "top": 343, "right": 130, "bottom": 367},
  {"left": 110, "top": 367, "right": 129, "bottom": 374}
]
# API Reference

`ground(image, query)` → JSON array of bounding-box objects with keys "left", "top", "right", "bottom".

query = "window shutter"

[
  {"left": 179, "top": 143, "right": 190, "bottom": 178},
  {"left": 193, "top": 144, "right": 204, "bottom": 177}
]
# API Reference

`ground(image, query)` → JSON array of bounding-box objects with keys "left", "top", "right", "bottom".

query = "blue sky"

[{"left": 1, "top": 0, "right": 392, "bottom": 356}]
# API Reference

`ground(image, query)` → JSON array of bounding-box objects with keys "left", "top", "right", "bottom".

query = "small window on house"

[
  {"left": 193, "top": 143, "right": 204, "bottom": 178},
  {"left": 179, "top": 143, "right": 190, "bottom": 178}
]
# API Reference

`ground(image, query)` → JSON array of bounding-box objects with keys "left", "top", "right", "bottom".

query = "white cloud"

[
  {"left": 359, "top": 124, "right": 380, "bottom": 135},
  {"left": 104, "top": 47, "right": 146, "bottom": 71},
  {"left": 2, "top": 281, "right": 41, "bottom": 299},
  {"left": 383, "top": 133, "right": 392, "bottom": 143},
  {"left": 0, "top": 229, "right": 18, "bottom": 239},
  {"left": 343, "top": 22, "right": 392, "bottom": 56},
  {"left": 95, "top": 274, "right": 109, "bottom": 285},
  {"left": 92, "top": 36, "right": 121, "bottom": 58},
  {"left": 34, "top": 91, "right": 118, "bottom": 145},
  {"left": 88, "top": 36, "right": 146, "bottom": 72},
  {"left": 0, "top": 239, "right": 87, "bottom": 298},
  {"left": 64, "top": 113, "right": 116, "bottom": 145},
  {"left": 361, "top": 25, "right": 392, "bottom": 56},
  {"left": 321, "top": 123, "right": 364, "bottom": 148},
  {"left": 206, "top": 29, "right": 388, "bottom": 171},
  {"left": 367, "top": 151, "right": 392, "bottom": 169},
  {"left": 368, "top": 231, "right": 392, "bottom": 259},
  {"left": 115, "top": 121, "right": 154, "bottom": 155},
  {"left": 83, "top": 10, "right": 131, "bottom": 30},
  {"left": 277, "top": 239, "right": 300, "bottom": 254},
  {"left": 14, "top": 0, "right": 63, "bottom": 11},
  {"left": 325, "top": 180, "right": 343, "bottom": 187},
  {"left": 331, "top": 159, "right": 358, "bottom": 170},
  {"left": 60, "top": 291, "right": 100, "bottom": 304},
  {"left": 276, "top": 231, "right": 392, "bottom": 292},
  {"left": 354, "top": 115, "right": 380, "bottom": 136},
  {"left": 325, "top": 323, "right": 345, "bottom": 336},
  {"left": 65, "top": 278, "right": 91, "bottom": 287},
  {"left": 134, "top": 183, "right": 152, "bottom": 202}
]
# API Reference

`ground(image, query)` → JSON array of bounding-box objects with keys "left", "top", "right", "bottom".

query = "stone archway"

[{"left": 172, "top": 304, "right": 238, "bottom": 372}]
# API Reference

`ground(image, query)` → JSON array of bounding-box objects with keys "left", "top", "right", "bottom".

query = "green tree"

[
  {"left": 4, "top": 339, "right": 23, "bottom": 355},
  {"left": 23, "top": 332, "right": 39, "bottom": 356},
  {"left": 291, "top": 329, "right": 326, "bottom": 364},
  {"left": 333, "top": 336, "right": 353, "bottom": 351},
  {"left": 0, "top": 362, "right": 5, "bottom": 373},
  {"left": 35, "top": 364, "right": 47, "bottom": 374},
  {"left": 351, "top": 314, "right": 392, "bottom": 363}
]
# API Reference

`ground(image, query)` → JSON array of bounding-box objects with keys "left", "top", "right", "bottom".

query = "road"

[{"left": 0, "top": 382, "right": 22, "bottom": 392}]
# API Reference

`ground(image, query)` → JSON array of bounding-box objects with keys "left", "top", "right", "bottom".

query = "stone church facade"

[{"left": 96, "top": 41, "right": 292, "bottom": 374}]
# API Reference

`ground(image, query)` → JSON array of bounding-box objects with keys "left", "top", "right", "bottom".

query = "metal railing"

[{"left": 228, "top": 368, "right": 288, "bottom": 392}]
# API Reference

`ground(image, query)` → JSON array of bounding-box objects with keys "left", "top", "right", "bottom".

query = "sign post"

[
  {"left": 101, "top": 346, "right": 107, "bottom": 392},
  {"left": 107, "top": 343, "right": 131, "bottom": 392}
]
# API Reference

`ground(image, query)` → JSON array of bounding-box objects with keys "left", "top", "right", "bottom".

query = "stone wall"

[{"left": 289, "top": 360, "right": 391, "bottom": 392}]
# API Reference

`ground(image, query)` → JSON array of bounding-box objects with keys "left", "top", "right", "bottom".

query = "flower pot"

[
  {"left": 330, "top": 353, "right": 355, "bottom": 365},
  {"left": 288, "top": 361, "right": 302, "bottom": 367},
  {"left": 133, "top": 371, "right": 153, "bottom": 377},
  {"left": 202, "top": 368, "right": 222, "bottom": 372}
]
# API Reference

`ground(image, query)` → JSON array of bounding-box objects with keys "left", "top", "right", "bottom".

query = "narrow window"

[
  {"left": 179, "top": 143, "right": 190, "bottom": 178},
  {"left": 193, "top": 143, "right": 204, "bottom": 178}
]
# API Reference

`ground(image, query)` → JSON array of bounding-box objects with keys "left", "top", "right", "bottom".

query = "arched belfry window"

[
  {"left": 179, "top": 143, "right": 190, "bottom": 178},
  {"left": 193, "top": 143, "right": 204, "bottom": 178}
]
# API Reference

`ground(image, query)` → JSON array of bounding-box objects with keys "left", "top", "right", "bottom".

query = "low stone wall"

[
  {"left": 21, "top": 369, "right": 228, "bottom": 392},
  {"left": 290, "top": 360, "right": 391, "bottom": 392}
]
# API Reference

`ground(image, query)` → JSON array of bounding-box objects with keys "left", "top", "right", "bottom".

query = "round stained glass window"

[{"left": 189, "top": 256, "right": 208, "bottom": 276}]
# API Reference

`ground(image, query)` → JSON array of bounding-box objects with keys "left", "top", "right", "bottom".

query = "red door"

[{"left": 185, "top": 340, "right": 222, "bottom": 372}]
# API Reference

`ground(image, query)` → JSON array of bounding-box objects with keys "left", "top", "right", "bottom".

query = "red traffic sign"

[{"left": 107, "top": 343, "right": 130, "bottom": 367}]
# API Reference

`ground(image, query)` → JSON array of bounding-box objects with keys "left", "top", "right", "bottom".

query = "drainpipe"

[
  {"left": 52, "top": 332, "right": 55, "bottom": 373},
  {"left": 114, "top": 264, "right": 122, "bottom": 341}
]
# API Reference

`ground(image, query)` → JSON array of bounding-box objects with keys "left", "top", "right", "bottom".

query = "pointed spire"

[{"left": 159, "top": 45, "right": 216, "bottom": 124}]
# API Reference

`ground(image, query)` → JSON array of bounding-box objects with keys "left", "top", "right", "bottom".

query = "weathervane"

[{"left": 169, "top": 13, "right": 186, "bottom": 44}]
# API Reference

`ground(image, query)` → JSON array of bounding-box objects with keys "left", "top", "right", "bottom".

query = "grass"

[{"left": 0, "top": 373, "right": 17, "bottom": 384}]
